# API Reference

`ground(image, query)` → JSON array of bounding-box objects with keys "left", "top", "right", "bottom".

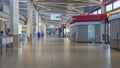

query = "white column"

[
  {"left": 27, "top": 1, "right": 33, "bottom": 41},
  {"left": 10, "top": 0, "right": 19, "bottom": 47},
  {"left": 43, "top": 24, "right": 47, "bottom": 38},
  {"left": 36, "top": 11, "right": 39, "bottom": 35},
  {"left": 101, "top": 4, "right": 106, "bottom": 14},
  {"left": 10, "top": 0, "right": 19, "bottom": 35},
  {"left": 101, "top": 22, "right": 104, "bottom": 43},
  {"left": 101, "top": 4, "right": 106, "bottom": 43},
  {"left": 0, "top": 20, "right": 2, "bottom": 31},
  {"left": 38, "top": 17, "right": 42, "bottom": 32},
  {"left": 0, "top": 21, "right": 5, "bottom": 32}
]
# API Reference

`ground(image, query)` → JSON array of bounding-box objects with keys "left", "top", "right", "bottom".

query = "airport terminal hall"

[{"left": 1, "top": 0, "right": 120, "bottom": 68}]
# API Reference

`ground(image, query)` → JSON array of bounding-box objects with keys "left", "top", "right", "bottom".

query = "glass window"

[
  {"left": 113, "top": 0, "right": 120, "bottom": 9},
  {"left": 98, "top": 9, "right": 101, "bottom": 14},
  {"left": 106, "top": 3, "right": 113, "bottom": 12},
  {"left": 93, "top": 11, "right": 98, "bottom": 14},
  {"left": 0, "top": 0, "right": 2, "bottom": 1}
]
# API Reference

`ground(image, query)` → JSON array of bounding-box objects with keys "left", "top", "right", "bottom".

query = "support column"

[
  {"left": 101, "top": 4, "right": 106, "bottom": 14},
  {"left": 101, "top": 3, "right": 110, "bottom": 43},
  {"left": 100, "top": 4, "right": 106, "bottom": 43},
  {"left": 62, "top": 27, "right": 64, "bottom": 38},
  {"left": 43, "top": 24, "right": 47, "bottom": 38},
  {"left": 38, "top": 17, "right": 42, "bottom": 37},
  {"left": 10, "top": 0, "right": 19, "bottom": 47},
  {"left": 27, "top": 1, "right": 33, "bottom": 41},
  {"left": 36, "top": 11, "right": 39, "bottom": 37}
]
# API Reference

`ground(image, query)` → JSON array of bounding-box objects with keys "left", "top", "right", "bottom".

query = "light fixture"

[
  {"left": 100, "top": 0, "right": 103, "bottom": 2},
  {"left": 38, "top": 23, "right": 42, "bottom": 26}
]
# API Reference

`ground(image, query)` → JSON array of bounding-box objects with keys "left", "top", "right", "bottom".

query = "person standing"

[{"left": 37, "top": 32, "right": 40, "bottom": 39}]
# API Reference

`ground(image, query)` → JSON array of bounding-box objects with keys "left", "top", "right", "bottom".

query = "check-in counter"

[
  {"left": 0, "top": 36, "right": 13, "bottom": 45},
  {"left": 0, "top": 36, "right": 13, "bottom": 54}
]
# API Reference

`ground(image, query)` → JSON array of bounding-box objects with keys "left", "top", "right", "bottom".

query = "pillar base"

[
  {"left": 28, "top": 34, "right": 32, "bottom": 41},
  {"left": 13, "top": 35, "right": 19, "bottom": 48}
]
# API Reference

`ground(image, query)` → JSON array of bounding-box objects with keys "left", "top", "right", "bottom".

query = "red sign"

[{"left": 70, "top": 14, "right": 108, "bottom": 24}]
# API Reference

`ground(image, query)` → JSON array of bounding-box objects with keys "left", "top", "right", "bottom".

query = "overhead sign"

[
  {"left": 107, "top": 9, "right": 120, "bottom": 16},
  {"left": 50, "top": 13, "right": 62, "bottom": 21},
  {"left": 108, "top": 12, "right": 120, "bottom": 21}
]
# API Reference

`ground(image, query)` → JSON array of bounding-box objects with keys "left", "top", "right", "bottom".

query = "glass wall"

[
  {"left": 91, "top": 0, "right": 120, "bottom": 14},
  {"left": 98, "top": 9, "right": 101, "bottom": 14},
  {"left": 93, "top": 11, "right": 98, "bottom": 14},
  {"left": 106, "top": 3, "right": 113, "bottom": 12},
  {"left": 113, "top": 0, "right": 120, "bottom": 9}
]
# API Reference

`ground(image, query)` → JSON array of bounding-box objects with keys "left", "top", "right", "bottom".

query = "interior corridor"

[{"left": 0, "top": 36, "right": 120, "bottom": 68}]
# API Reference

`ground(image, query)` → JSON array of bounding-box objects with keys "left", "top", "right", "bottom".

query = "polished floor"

[{"left": 0, "top": 36, "right": 120, "bottom": 68}]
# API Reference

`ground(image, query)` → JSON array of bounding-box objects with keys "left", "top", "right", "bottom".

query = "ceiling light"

[
  {"left": 38, "top": 23, "right": 42, "bottom": 26},
  {"left": 100, "top": 0, "right": 103, "bottom": 2}
]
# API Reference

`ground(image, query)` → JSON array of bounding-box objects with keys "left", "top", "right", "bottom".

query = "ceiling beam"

[
  {"left": 103, "top": 0, "right": 111, "bottom": 4},
  {"left": 89, "top": 0, "right": 102, "bottom": 5},
  {"left": 38, "top": 5, "right": 51, "bottom": 11},
  {"left": 72, "top": 7, "right": 83, "bottom": 13},
  {"left": 39, "top": 10, "right": 78, "bottom": 14},
  {"left": 33, "top": 1, "right": 101, "bottom": 5}
]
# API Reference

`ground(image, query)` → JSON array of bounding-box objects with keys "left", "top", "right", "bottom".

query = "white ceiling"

[
  {"left": 19, "top": 0, "right": 111, "bottom": 25},
  {"left": 32, "top": 0, "right": 103, "bottom": 25}
]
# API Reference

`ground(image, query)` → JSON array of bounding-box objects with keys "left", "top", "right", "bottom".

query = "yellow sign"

[
  {"left": 107, "top": 9, "right": 120, "bottom": 16},
  {"left": 66, "top": 25, "right": 70, "bottom": 28}
]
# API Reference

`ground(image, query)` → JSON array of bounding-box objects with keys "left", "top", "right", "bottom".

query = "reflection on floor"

[{"left": 0, "top": 37, "right": 120, "bottom": 68}]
